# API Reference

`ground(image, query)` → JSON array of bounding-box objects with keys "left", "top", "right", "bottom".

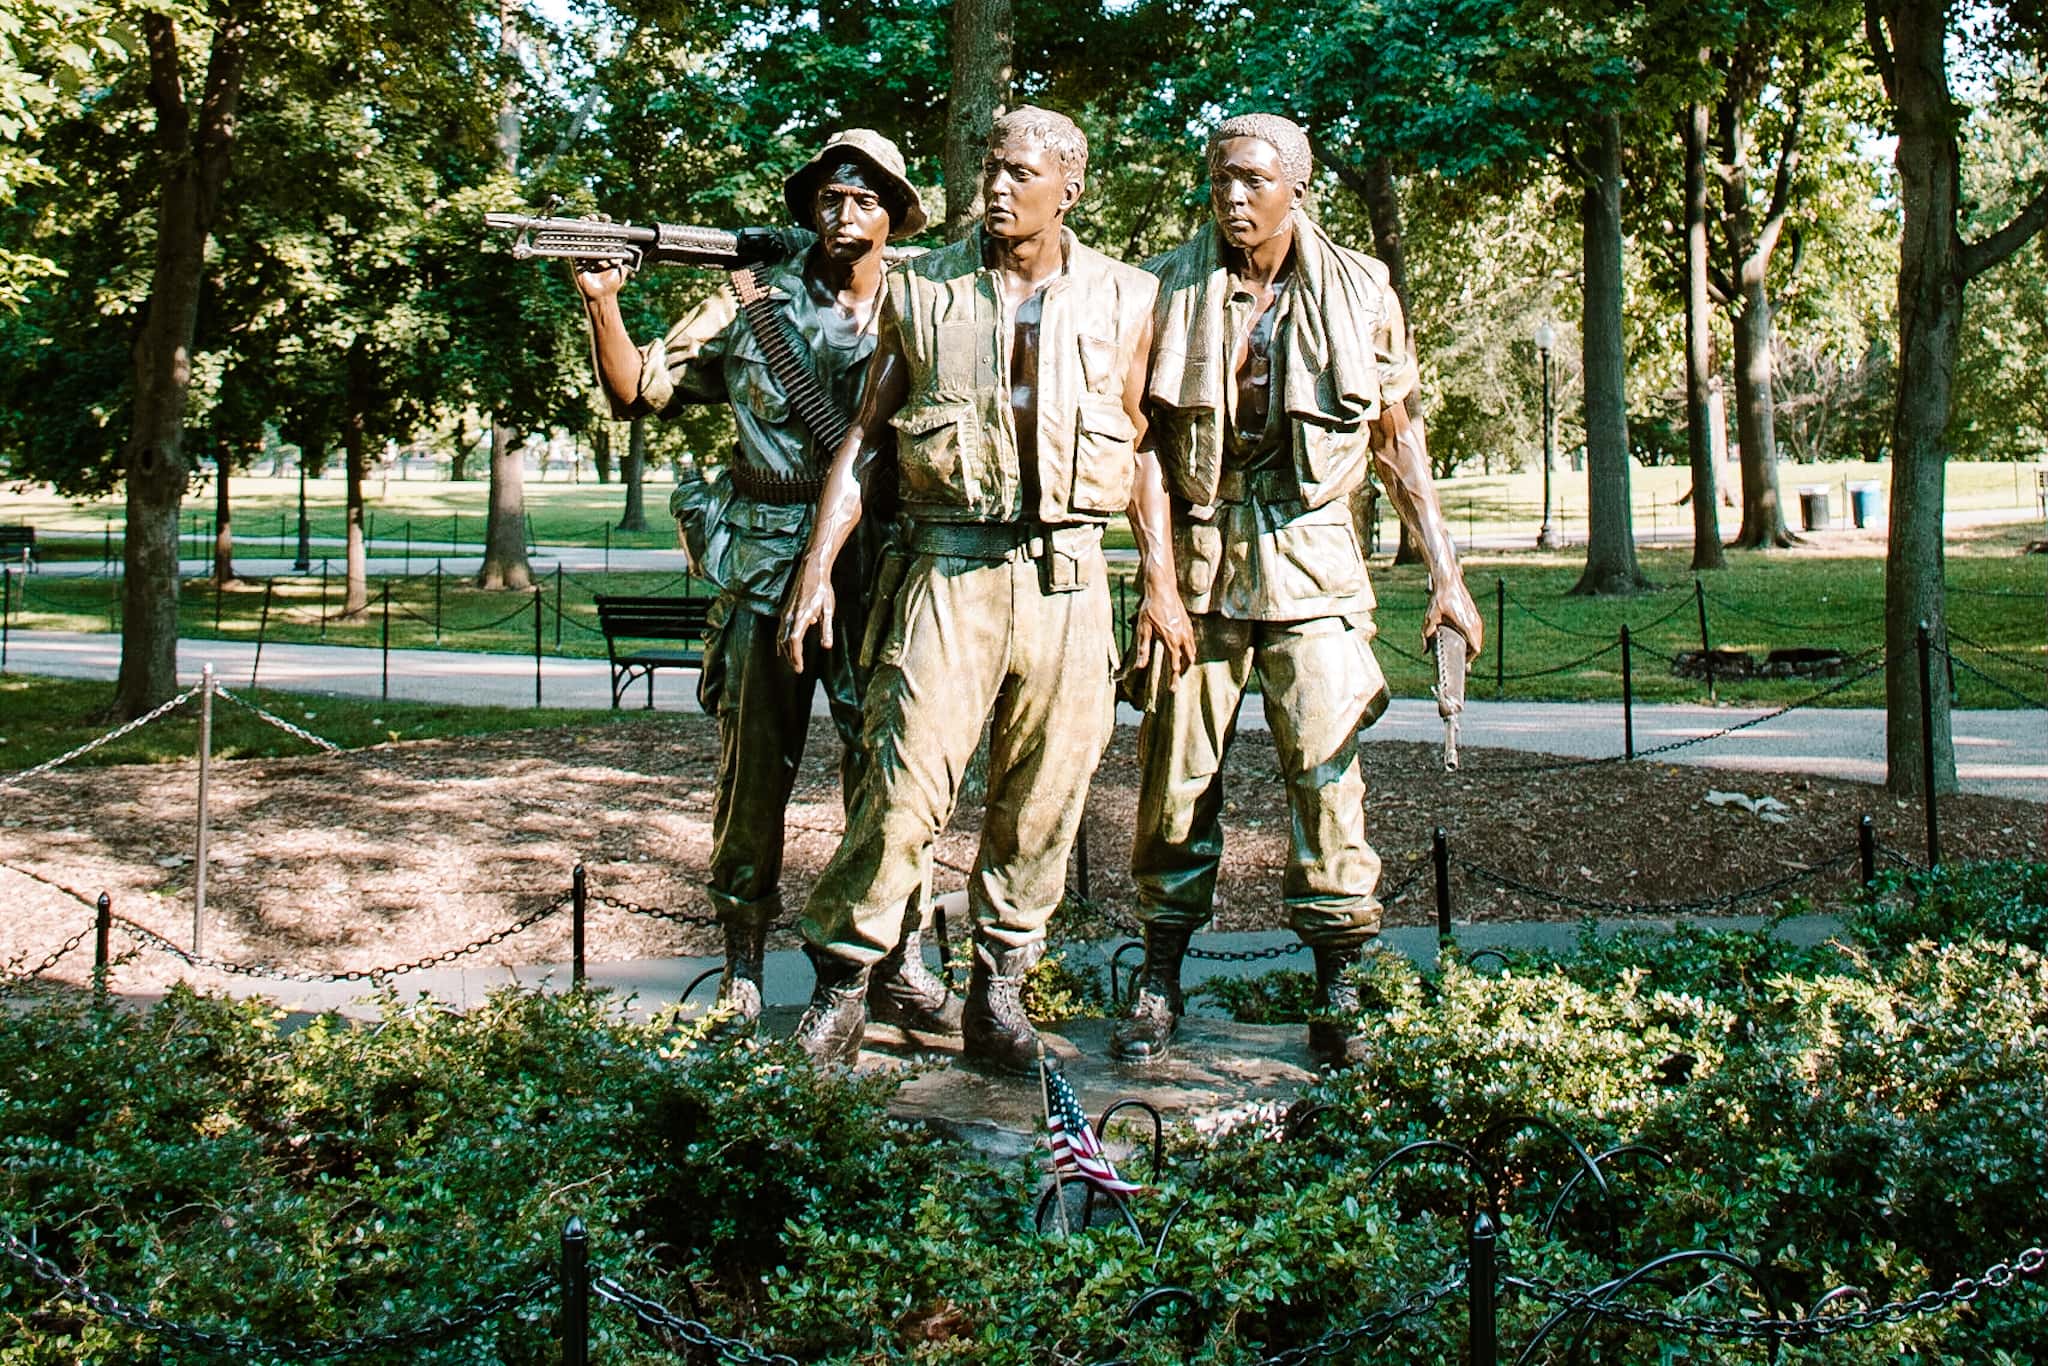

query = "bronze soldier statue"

[
  {"left": 780, "top": 107, "right": 1196, "bottom": 1073},
  {"left": 1113, "top": 113, "right": 1483, "bottom": 1067},
  {"left": 574, "top": 130, "right": 960, "bottom": 1036}
]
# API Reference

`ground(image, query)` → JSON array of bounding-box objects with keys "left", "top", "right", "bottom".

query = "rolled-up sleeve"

[
  {"left": 1373, "top": 286, "right": 1420, "bottom": 409},
  {"left": 612, "top": 290, "right": 740, "bottom": 420}
]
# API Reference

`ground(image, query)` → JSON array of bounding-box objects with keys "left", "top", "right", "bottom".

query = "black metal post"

[
  {"left": 571, "top": 864, "right": 587, "bottom": 987},
  {"left": 603, "top": 523, "right": 611, "bottom": 573},
  {"left": 251, "top": 582, "right": 274, "bottom": 690},
  {"left": 93, "top": 892, "right": 111, "bottom": 1005},
  {"left": 1468, "top": 1211, "right": 1499, "bottom": 1366},
  {"left": 103, "top": 518, "right": 113, "bottom": 570},
  {"left": 1432, "top": 827, "right": 1451, "bottom": 947},
  {"left": 554, "top": 564, "right": 564, "bottom": 650},
  {"left": 560, "top": 1217, "right": 589, "bottom": 1366},
  {"left": 1537, "top": 339, "right": 1557, "bottom": 549},
  {"left": 1917, "top": 621, "right": 1939, "bottom": 867},
  {"left": 319, "top": 558, "right": 329, "bottom": 639},
  {"left": 1858, "top": 814, "right": 1876, "bottom": 889},
  {"left": 434, "top": 561, "right": 444, "bottom": 644},
  {"left": 214, "top": 574, "right": 223, "bottom": 631},
  {"left": 1695, "top": 578, "right": 1714, "bottom": 702},
  {"left": 534, "top": 586, "right": 544, "bottom": 707},
  {"left": 293, "top": 461, "right": 311, "bottom": 571},
  {"left": 1620, "top": 624, "right": 1635, "bottom": 760},
  {"left": 404, "top": 519, "right": 413, "bottom": 575},
  {"left": 2, "top": 568, "right": 12, "bottom": 671},
  {"left": 1494, "top": 576, "right": 1505, "bottom": 694},
  {"left": 381, "top": 582, "right": 392, "bottom": 701}
]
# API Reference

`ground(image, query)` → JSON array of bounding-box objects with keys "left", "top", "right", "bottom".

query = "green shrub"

[{"left": 4, "top": 863, "right": 2046, "bottom": 1362}]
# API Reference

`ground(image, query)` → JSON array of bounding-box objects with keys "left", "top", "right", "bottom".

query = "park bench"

[
  {"left": 595, "top": 594, "right": 713, "bottom": 709},
  {"left": 0, "top": 526, "right": 35, "bottom": 570}
]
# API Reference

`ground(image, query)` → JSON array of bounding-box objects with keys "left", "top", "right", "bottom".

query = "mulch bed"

[{"left": 3, "top": 712, "right": 2042, "bottom": 994}]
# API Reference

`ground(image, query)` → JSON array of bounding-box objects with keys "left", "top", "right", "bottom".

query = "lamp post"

[
  {"left": 293, "top": 456, "right": 312, "bottom": 571},
  {"left": 1534, "top": 321, "right": 1558, "bottom": 550}
]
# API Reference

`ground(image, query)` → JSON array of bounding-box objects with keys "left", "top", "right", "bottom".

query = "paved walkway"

[{"left": 5, "top": 626, "right": 2045, "bottom": 800}]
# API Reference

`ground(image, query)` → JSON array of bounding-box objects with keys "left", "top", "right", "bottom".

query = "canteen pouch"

[{"left": 669, "top": 468, "right": 736, "bottom": 587}]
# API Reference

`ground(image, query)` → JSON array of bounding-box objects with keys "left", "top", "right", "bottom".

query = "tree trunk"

[
  {"left": 591, "top": 423, "right": 613, "bottom": 483},
  {"left": 1876, "top": 0, "right": 1959, "bottom": 797},
  {"left": 115, "top": 10, "right": 249, "bottom": 718},
  {"left": 1730, "top": 279, "right": 1794, "bottom": 547},
  {"left": 478, "top": 418, "right": 534, "bottom": 589},
  {"left": 341, "top": 337, "right": 371, "bottom": 617},
  {"left": 1682, "top": 99, "right": 1726, "bottom": 571},
  {"left": 211, "top": 451, "right": 240, "bottom": 585},
  {"left": 1570, "top": 115, "right": 1649, "bottom": 596},
  {"left": 942, "top": 0, "right": 1013, "bottom": 238},
  {"left": 619, "top": 418, "right": 648, "bottom": 531}
]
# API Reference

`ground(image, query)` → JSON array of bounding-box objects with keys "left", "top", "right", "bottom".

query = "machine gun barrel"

[
  {"left": 483, "top": 212, "right": 762, "bottom": 271},
  {"left": 1434, "top": 626, "right": 1470, "bottom": 773}
]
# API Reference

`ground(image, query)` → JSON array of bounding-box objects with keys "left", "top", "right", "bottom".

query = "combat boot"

[
  {"left": 961, "top": 940, "right": 1043, "bottom": 1075},
  {"left": 1109, "top": 927, "right": 1192, "bottom": 1063},
  {"left": 868, "top": 931, "right": 965, "bottom": 1034},
  {"left": 790, "top": 945, "right": 869, "bottom": 1067},
  {"left": 708, "top": 901, "right": 772, "bottom": 1032},
  {"left": 1307, "top": 944, "right": 1372, "bottom": 1069}
]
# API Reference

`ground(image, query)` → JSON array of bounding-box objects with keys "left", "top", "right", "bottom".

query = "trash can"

[
  {"left": 1847, "top": 480, "right": 1880, "bottom": 528},
  {"left": 1797, "top": 485, "right": 1831, "bottom": 531}
]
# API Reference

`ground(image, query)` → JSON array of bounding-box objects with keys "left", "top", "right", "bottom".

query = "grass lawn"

[
  {"left": 7, "top": 459, "right": 2045, "bottom": 554},
  {"left": 0, "top": 673, "right": 654, "bottom": 772}
]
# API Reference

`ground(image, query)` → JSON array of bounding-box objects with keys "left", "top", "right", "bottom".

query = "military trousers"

[
  {"left": 702, "top": 591, "right": 867, "bottom": 927},
  {"left": 1130, "top": 612, "right": 1389, "bottom": 948},
  {"left": 801, "top": 528, "right": 1116, "bottom": 967}
]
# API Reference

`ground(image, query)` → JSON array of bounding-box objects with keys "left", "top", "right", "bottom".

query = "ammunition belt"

[{"left": 728, "top": 462, "right": 825, "bottom": 505}]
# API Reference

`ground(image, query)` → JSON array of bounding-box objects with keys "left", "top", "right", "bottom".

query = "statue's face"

[
  {"left": 981, "top": 132, "right": 1077, "bottom": 241},
  {"left": 813, "top": 162, "right": 892, "bottom": 261},
  {"left": 1210, "top": 136, "right": 1302, "bottom": 251}
]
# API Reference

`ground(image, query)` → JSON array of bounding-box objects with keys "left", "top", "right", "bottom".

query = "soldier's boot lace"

[
  {"left": 791, "top": 946, "right": 870, "bottom": 1067},
  {"left": 868, "top": 930, "right": 964, "bottom": 1034},
  {"left": 962, "top": 940, "right": 1043, "bottom": 1076},
  {"left": 1308, "top": 943, "right": 1373, "bottom": 1069},
  {"left": 1109, "top": 926, "right": 1192, "bottom": 1063}
]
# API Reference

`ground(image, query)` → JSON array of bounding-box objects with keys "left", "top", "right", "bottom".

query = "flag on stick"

[{"left": 1041, "top": 1059, "right": 1141, "bottom": 1195}]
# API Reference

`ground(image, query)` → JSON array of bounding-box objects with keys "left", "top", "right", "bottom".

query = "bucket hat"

[{"left": 783, "top": 128, "right": 928, "bottom": 240}]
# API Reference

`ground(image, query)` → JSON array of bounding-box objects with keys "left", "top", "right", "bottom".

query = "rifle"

[
  {"left": 1433, "top": 625, "right": 1470, "bottom": 773},
  {"left": 482, "top": 211, "right": 792, "bottom": 272}
]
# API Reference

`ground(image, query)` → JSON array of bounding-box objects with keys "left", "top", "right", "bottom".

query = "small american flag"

[{"left": 1042, "top": 1062, "right": 1141, "bottom": 1194}]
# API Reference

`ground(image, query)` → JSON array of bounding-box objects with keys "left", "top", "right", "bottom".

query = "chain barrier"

[
  {"left": 1945, "top": 628, "right": 2044, "bottom": 675},
  {"left": 1945, "top": 651, "right": 2048, "bottom": 709},
  {"left": 1455, "top": 849, "right": 1858, "bottom": 918},
  {"left": 111, "top": 899, "right": 568, "bottom": 984},
  {"left": 0, "top": 1224, "right": 549, "bottom": 1358},
  {"left": 592, "top": 892, "right": 729, "bottom": 931},
  {"left": 0, "top": 924, "right": 94, "bottom": 999},
  {"left": 1620, "top": 652, "right": 1887, "bottom": 764},
  {"left": 212, "top": 683, "right": 348, "bottom": 753},
  {"left": 1496, "top": 639, "right": 1623, "bottom": 682},
  {"left": 1253, "top": 1262, "right": 1468, "bottom": 1364},
  {"left": 0, "top": 681, "right": 204, "bottom": 790},
  {"left": 1506, "top": 1244, "right": 2045, "bottom": 1343},
  {"left": 1505, "top": 588, "right": 1694, "bottom": 642},
  {"left": 1700, "top": 591, "right": 1885, "bottom": 635},
  {"left": 594, "top": 1275, "right": 803, "bottom": 1366}
]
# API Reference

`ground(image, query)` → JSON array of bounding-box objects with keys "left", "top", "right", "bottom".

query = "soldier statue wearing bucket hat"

[{"left": 575, "top": 129, "right": 961, "bottom": 1035}]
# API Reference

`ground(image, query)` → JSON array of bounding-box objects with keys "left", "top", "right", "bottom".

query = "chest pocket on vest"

[
  {"left": 729, "top": 333, "right": 791, "bottom": 426},
  {"left": 890, "top": 402, "right": 983, "bottom": 507},
  {"left": 1069, "top": 396, "right": 1137, "bottom": 514}
]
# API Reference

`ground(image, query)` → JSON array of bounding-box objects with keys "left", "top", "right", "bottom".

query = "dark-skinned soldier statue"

[
  {"left": 780, "top": 107, "right": 1196, "bottom": 1073},
  {"left": 1113, "top": 113, "right": 1484, "bottom": 1068},
  {"left": 574, "top": 130, "right": 960, "bottom": 1036}
]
